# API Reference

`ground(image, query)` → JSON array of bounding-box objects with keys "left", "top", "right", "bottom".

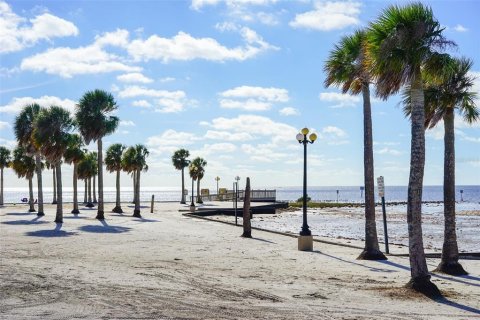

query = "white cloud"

[
  {"left": 0, "top": 1, "right": 78, "bottom": 54},
  {"left": 191, "top": 0, "right": 277, "bottom": 11},
  {"left": 375, "top": 147, "right": 402, "bottom": 156},
  {"left": 132, "top": 100, "right": 152, "bottom": 108},
  {"left": 128, "top": 29, "right": 277, "bottom": 62},
  {"left": 319, "top": 92, "right": 360, "bottom": 108},
  {"left": 119, "top": 120, "right": 135, "bottom": 127},
  {"left": 219, "top": 85, "right": 288, "bottom": 111},
  {"left": 0, "top": 137, "right": 16, "bottom": 148},
  {"left": 204, "top": 130, "right": 254, "bottom": 141},
  {"left": 290, "top": 1, "right": 361, "bottom": 31},
  {"left": 220, "top": 85, "right": 289, "bottom": 102},
  {"left": 0, "top": 95, "right": 76, "bottom": 114},
  {"left": 279, "top": 107, "right": 299, "bottom": 116},
  {"left": 219, "top": 98, "right": 272, "bottom": 111},
  {"left": 94, "top": 29, "right": 130, "bottom": 48},
  {"left": 146, "top": 129, "right": 201, "bottom": 155},
  {"left": 0, "top": 121, "right": 11, "bottom": 130},
  {"left": 319, "top": 126, "right": 349, "bottom": 145},
  {"left": 20, "top": 45, "right": 141, "bottom": 78},
  {"left": 453, "top": 24, "right": 468, "bottom": 32},
  {"left": 159, "top": 77, "right": 176, "bottom": 83},
  {"left": 197, "top": 143, "right": 237, "bottom": 155},
  {"left": 117, "top": 72, "right": 153, "bottom": 84},
  {"left": 118, "top": 86, "right": 192, "bottom": 113},
  {"left": 322, "top": 126, "right": 346, "bottom": 138}
]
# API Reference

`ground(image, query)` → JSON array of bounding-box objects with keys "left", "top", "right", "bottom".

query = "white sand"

[{"left": 1, "top": 202, "right": 479, "bottom": 320}]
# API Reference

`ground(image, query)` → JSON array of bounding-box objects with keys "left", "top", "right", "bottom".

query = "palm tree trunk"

[
  {"left": 83, "top": 179, "right": 87, "bottom": 204},
  {"left": 242, "top": 177, "right": 252, "bottom": 238},
  {"left": 96, "top": 138, "right": 104, "bottom": 220},
  {"left": 133, "top": 169, "right": 141, "bottom": 217},
  {"left": 132, "top": 173, "right": 136, "bottom": 203},
  {"left": 71, "top": 163, "right": 79, "bottom": 214},
  {"left": 405, "top": 71, "right": 440, "bottom": 297},
  {"left": 93, "top": 174, "right": 97, "bottom": 203},
  {"left": 358, "top": 83, "right": 385, "bottom": 260},
  {"left": 181, "top": 167, "right": 186, "bottom": 204},
  {"left": 34, "top": 155, "right": 44, "bottom": 216},
  {"left": 52, "top": 166, "right": 57, "bottom": 204},
  {"left": 1, "top": 168, "right": 4, "bottom": 206},
  {"left": 54, "top": 162, "right": 63, "bottom": 223},
  {"left": 435, "top": 109, "right": 467, "bottom": 275},
  {"left": 196, "top": 178, "right": 201, "bottom": 203},
  {"left": 113, "top": 169, "right": 123, "bottom": 213},
  {"left": 28, "top": 176, "right": 36, "bottom": 212},
  {"left": 87, "top": 177, "right": 93, "bottom": 208}
]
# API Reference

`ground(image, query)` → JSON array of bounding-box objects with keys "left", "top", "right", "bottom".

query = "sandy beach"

[{"left": 1, "top": 202, "right": 479, "bottom": 320}]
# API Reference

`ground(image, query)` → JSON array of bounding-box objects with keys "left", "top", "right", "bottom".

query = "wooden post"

[
  {"left": 150, "top": 194, "right": 154, "bottom": 213},
  {"left": 242, "top": 177, "right": 252, "bottom": 238}
]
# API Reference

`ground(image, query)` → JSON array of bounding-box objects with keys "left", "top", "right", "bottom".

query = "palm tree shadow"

[
  {"left": 79, "top": 220, "right": 131, "bottom": 233},
  {"left": 25, "top": 223, "right": 76, "bottom": 237},
  {"left": 436, "top": 298, "right": 480, "bottom": 315},
  {"left": 3, "top": 216, "right": 48, "bottom": 225},
  {"left": 5, "top": 212, "right": 32, "bottom": 216},
  {"left": 377, "top": 260, "right": 480, "bottom": 287},
  {"left": 133, "top": 217, "right": 159, "bottom": 222},
  {"left": 312, "top": 251, "right": 397, "bottom": 273},
  {"left": 251, "top": 237, "right": 276, "bottom": 244}
]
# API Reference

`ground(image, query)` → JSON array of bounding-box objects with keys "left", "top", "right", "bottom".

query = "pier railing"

[{"left": 191, "top": 189, "right": 276, "bottom": 202}]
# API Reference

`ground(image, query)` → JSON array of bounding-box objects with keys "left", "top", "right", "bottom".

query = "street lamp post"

[
  {"left": 234, "top": 176, "right": 240, "bottom": 225},
  {"left": 296, "top": 127, "right": 317, "bottom": 250}
]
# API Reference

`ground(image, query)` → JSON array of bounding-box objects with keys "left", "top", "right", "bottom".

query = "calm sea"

[{"left": 2, "top": 185, "right": 479, "bottom": 205}]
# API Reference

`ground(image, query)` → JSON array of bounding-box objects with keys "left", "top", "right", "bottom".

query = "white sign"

[{"left": 377, "top": 176, "right": 385, "bottom": 197}]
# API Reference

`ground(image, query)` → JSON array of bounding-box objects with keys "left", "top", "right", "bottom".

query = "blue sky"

[{"left": 1, "top": 0, "right": 479, "bottom": 190}]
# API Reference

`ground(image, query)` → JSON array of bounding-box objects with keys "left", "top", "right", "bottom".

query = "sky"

[{"left": 0, "top": 0, "right": 479, "bottom": 191}]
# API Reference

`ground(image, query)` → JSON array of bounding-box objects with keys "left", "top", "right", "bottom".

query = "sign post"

[{"left": 377, "top": 176, "right": 389, "bottom": 254}]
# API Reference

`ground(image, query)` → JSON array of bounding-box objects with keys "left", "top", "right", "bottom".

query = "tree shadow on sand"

[
  {"left": 5, "top": 212, "right": 33, "bottom": 216},
  {"left": 25, "top": 223, "right": 77, "bottom": 237},
  {"left": 2, "top": 216, "right": 49, "bottom": 225},
  {"left": 312, "top": 250, "right": 396, "bottom": 273},
  {"left": 78, "top": 220, "right": 132, "bottom": 234},
  {"left": 377, "top": 260, "right": 480, "bottom": 288}
]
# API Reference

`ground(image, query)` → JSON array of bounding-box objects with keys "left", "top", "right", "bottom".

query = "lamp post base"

[
  {"left": 298, "top": 235, "right": 313, "bottom": 251},
  {"left": 189, "top": 205, "right": 195, "bottom": 212}
]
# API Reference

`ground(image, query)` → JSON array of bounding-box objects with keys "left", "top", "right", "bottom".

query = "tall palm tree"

[
  {"left": 0, "top": 146, "right": 11, "bottom": 206},
  {"left": 367, "top": 2, "right": 453, "bottom": 296},
  {"left": 191, "top": 157, "right": 207, "bottom": 204},
  {"left": 76, "top": 89, "right": 119, "bottom": 220},
  {"left": 10, "top": 146, "right": 36, "bottom": 212},
  {"left": 324, "top": 30, "right": 386, "bottom": 260},
  {"left": 77, "top": 152, "right": 97, "bottom": 208},
  {"left": 33, "top": 106, "right": 74, "bottom": 223},
  {"left": 64, "top": 134, "right": 85, "bottom": 214},
  {"left": 188, "top": 161, "right": 200, "bottom": 207},
  {"left": 122, "top": 145, "right": 149, "bottom": 217},
  {"left": 106, "top": 143, "right": 126, "bottom": 213},
  {"left": 14, "top": 103, "right": 46, "bottom": 216},
  {"left": 403, "top": 57, "right": 478, "bottom": 275},
  {"left": 172, "top": 149, "right": 190, "bottom": 204}
]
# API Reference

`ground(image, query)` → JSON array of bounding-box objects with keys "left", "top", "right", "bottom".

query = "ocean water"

[{"left": 2, "top": 185, "right": 479, "bottom": 205}]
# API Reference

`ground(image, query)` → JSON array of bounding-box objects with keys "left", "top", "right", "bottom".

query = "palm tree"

[
  {"left": 172, "top": 149, "right": 190, "bottom": 204},
  {"left": 64, "top": 134, "right": 85, "bottom": 214},
  {"left": 77, "top": 152, "right": 97, "bottom": 208},
  {"left": 122, "top": 145, "right": 149, "bottom": 217},
  {"left": 76, "top": 89, "right": 119, "bottom": 220},
  {"left": 188, "top": 161, "right": 200, "bottom": 208},
  {"left": 0, "top": 146, "right": 11, "bottom": 206},
  {"left": 10, "top": 146, "right": 36, "bottom": 212},
  {"left": 191, "top": 157, "right": 207, "bottom": 204},
  {"left": 324, "top": 30, "right": 386, "bottom": 260},
  {"left": 14, "top": 103, "right": 46, "bottom": 216},
  {"left": 403, "top": 57, "right": 478, "bottom": 275},
  {"left": 33, "top": 106, "right": 74, "bottom": 223},
  {"left": 106, "top": 143, "right": 126, "bottom": 213},
  {"left": 367, "top": 3, "right": 453, "bottom": 296}
]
